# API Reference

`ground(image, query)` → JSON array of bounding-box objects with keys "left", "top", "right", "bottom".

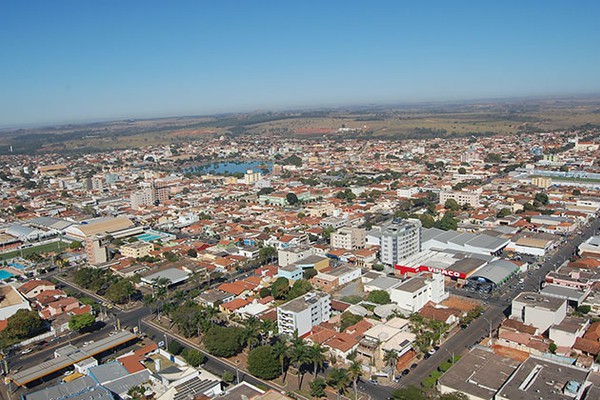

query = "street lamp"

[
  {"left": 482, "top": 317, "right": 492, "bottom": 339},
  {"left": 444, "top": 348, "right": 455, "bottom": 365}
]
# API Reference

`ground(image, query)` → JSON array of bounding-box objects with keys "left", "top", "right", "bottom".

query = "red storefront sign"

[{"left": 394, "top": 264, "right": 467, "bottom": 279}]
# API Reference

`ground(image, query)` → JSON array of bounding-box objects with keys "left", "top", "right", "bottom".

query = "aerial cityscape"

[{"left": 1, "top": 2, "right": 600, "bottom": 400}]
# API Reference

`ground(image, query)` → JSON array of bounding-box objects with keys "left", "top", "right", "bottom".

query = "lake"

[{"left": 184, "top": 161, "right": 272, "bottom": 175}]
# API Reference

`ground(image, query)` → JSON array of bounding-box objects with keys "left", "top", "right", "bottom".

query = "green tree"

[
  {"left": 327, "top": 368, "right": 350, "bottom": 400},
  {"left": 418, "top": 213, "right": 435, "bottom": 228},
  {"left": 303, "top": 268, "right": 317, "bottom": 280},
  {"left": 572, "top": 189, "right": 581, "bottom": 196},
  {"left": 221, "top": 370, "right": 235, "bottom": 383},
  {"left": 348, "top": 359, "right": 362, "bottom": 400},
  {"left": 310, "top": 377, "right": 327, "bottom": 398},
  {"left": 248, "top": 345, "right": 281, "bottom": 380},
  {"left": 307, "top": 342, "right": 327, "bottom": 378},
  {"left": 106, "top": 279, "right": 135, "bottom": 304},
  {"left": 272, "top": 339, "right": 290, "bottom": 382},
  {"left": 68, "top": 313, "right": 95, "bottom": 332},
  {"left": 286, "top": 279, "right": 313, "bottom": 300},
  {"left": 259, "top": 287, "right": 272, "bottom": 298},
  {"left": 205, "top": 326, "right": 245, "bottom": 357},
  {"left": 367, "top": 290, "right": 391, "bottom": 305},
  {"left": 436, "top": 212, "right": 458, "bottom": 231},
  {"left": 440, "top": 392, "right": 469, "bottom": 400},
  {"left": 271, "top": 277, "right": 290, "bottom": 300},
  {"left": 484, "top": 153, "right": 502, "bottom": 163},
  {"left": 258, "top": 246, "right": 276, "bottom": 264},
  {"left": 286, "top": 192, "right": 299, "bottom": 205},
  {"left": 534, "top": 192, "right": 549, "bottom": 205},
  {"left": 288, "top": 334, "right": 311, "bottom": 389},
  {"left": 2, "top": 309, "right": 45, "bottom": 341},
  {"left": 283, "top": 154, "right": 303, "bottom": 167},
  {"left": 549, "top": 342, "right": 557, "bottom": 354},
  {"left": 577, "top": 305, "right": 591, "bottom": 314},
  {"left": 444, "top": 198, "right": 460, "bottom": 211},
  {"left": 181, "top": 348, "right": 206, "bottom": 367},
  {"left": 168, "top": 340, "right": 184, "bottom": 355},
  {"left": 340, "top": 312, "right": 363, "bottom": 331},
  {"left": 69, "top": 241, "right": 82, "bottom": 250},
  {"left": 383, "top": 350, "right": 399, "bottom": 380},
  {"left": 457, "top": 167, "right": 467, "bottom": 174},
  {"left": 187, "top": 248, "right": 198, "bottom": 258}
]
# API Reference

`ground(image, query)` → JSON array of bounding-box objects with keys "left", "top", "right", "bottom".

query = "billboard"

[{"left": 395, "top": 264, "right": 467, "bottom": 279}]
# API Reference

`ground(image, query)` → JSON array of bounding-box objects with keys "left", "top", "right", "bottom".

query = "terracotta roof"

[
  {"left": 330, "top": 300, "right": 351, "bottom": 312},
  {"left": 134, "top": 342, "right": 158, "bottom": 357},
  {"left": 326, "top": 332, "right": 358, "bottom": 353},
  {"left": 18, "top": 279, "right": 54, "bottom": 294},
  {"left": 221, "top": 298, "right": 251, "bottom": 311},
  {"left": 118, "top": 354, "right": 146, "bottom": 374},
  {"left": 574, "top": 337, "right": 600, "bottom": 355},
  {"left": 583, "top": 321, "right": 600, "bottom": 341},
  {"left": 501, "top": 319, "right": 537, "bottom": 335}
]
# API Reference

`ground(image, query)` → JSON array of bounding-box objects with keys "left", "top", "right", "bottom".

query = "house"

[
  {"left": 0, "top": 285, "right": 31, "bottom": 321},
  {"left": 18, "top": 279, "right": 56, "bottom": 299}
]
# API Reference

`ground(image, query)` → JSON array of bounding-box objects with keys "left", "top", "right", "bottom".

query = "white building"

[
  {"left": 439, "top": 190, "right": 480, "bottom": 207},
  {"left": 390, "top": 273, "right": 448, "bottom": 313},
  {"left": 0, "top": 285, "right": 31, "bottom": 320},
  {"left": 511, "top": 292, "right": 567, "bottom": 333},
  {"left": 278, "top": 247, "right": 315, "bottom": 267},
  {"left": 331, "top": 227, "right": 366, "bottom": 250},
  {"left": 277, "top": 292, "right": 331, "bottom": 337},
  {"left": 244, "top": 169, "right": 262, "bottom": 185},
  {"left": 380, "top": 219, "right": 421, "bottom": 266}
]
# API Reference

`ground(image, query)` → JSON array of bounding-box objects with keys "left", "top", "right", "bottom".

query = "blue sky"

[{"left": 1, "top": 1, "right": 599, "bottom": 126}]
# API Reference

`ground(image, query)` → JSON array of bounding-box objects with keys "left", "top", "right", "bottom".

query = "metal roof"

[{"left": 468, "top": 260, "right": 519, "bottom": 285}]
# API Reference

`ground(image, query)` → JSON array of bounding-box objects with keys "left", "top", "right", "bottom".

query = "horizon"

[{"left": 2, "top": 1, "right": 600, "bottom": 127}]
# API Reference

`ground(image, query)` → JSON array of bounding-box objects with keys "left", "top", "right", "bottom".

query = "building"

[
  {"left": 438, "top": 347, "right": 520, "bottom": 400},
  {"left": 120, "top": 241, "right": 154, "bottom": 259},
  {"left": 511, "top": 292, "right": 567, "bottom": 333},
  {"left": 531, "top": 176, "right": 552, "bottom": 188},
  {"left": 0, "top": 285, "right": 31, "bottom": 320},
  {"left": 389, "top": 273, "right": 448, "bottom": 313},
  {"left": 380, "top": 219, "right": 421, "bottom": 266},
  {"left": 331, "top": 227, "right": 366, "bottom": 250},
  {"left": 277, "top": 292, "right": 331, "bottom": 337},
  {"left": 496, "top": 355, "right": 589, "bottom": 400},
  {"left": 130, "top": 187, "right": 155, "bottom": 209},
  {"left": 278, "top": 247, "right": 315, "bottom": 267},
  {"left": 311, "top": 266, "right": 361, "bottom": 292},
  {"left": 18, "top": 279, "right": 56, "bottom": 299},
  {"left": 439, "top": 190, "right": 480, "bottom": 207},
  {"left": 244, "top": 169, "right": 262, "bottom": 185}
]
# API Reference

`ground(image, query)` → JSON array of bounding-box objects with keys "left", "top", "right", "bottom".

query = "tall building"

[
  {"left": 244, "top": 169, "right": 262, "bottom": 185},
  {"left": 130, "top": 187, "right": 155, "bottom": 209},
  {"left": 380, "top": 219, "right": 421, "bottom": 266},
  {"left": 439, "top": 190, "right": 480, "bottom": 208},
  {"left": 331, "top": 227, "right": 366, "bottom": 250},
  {"left": 85, "top": 235, "right": 110, "bottom": 265},
  {"left": 277, "top": 292, "right": 331, "bottom": 337}
]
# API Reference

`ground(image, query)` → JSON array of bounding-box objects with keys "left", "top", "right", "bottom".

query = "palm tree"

[
  {"left": 308, "top": 343, "right": 327, "bottom": 378},
  {"left": 327, "top": 368, "right": 350, "bottom": 400},
  {"left": 347, "top": 359, "right": 362, "bottom": 400},
  {"left": 383, "top": 350, "right": 399, "bottom": 380},
  {"left": 272, "top": 339, "right": 289, "bottom": 382},
  {"left": 288, "top": 335, "right": 310, "bottom": 390},
  {"left": 243, "top": 316, "right": 262, "bottom": 350}
]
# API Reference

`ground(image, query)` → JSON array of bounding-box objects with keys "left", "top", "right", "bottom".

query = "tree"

[
  {"left": 164, "top": 251, "right": 179, "bottom": 262},
  {"left": 271, "top": 277, "right": 290, "bottom": 300},
  {"left": 257, "top": 187, "right": 275, "bottom": 196},
  {"left": 418, "top": 213, "right": 435, "bottom": 228},
  {"left": 259, "top": 287, "right": 272, "bottom": 298},
  {"left": 221, "top": 370, "right": 235, "bottom": 383},
  {"left": 69, "top": 241, "right": 82, "bottom": 250},
  {"left": 457, "top": 167, "right": 467, "bottom": 174},
  {"left": 286, "top": 192, "right": 299, "bottom": 205},
  {"left": 327, "top": 368, "right": 350, "bottom": 400},
  {"left": 272, "top": 339, "right": 290, "bottom": 382},
  {"left": 68, "top": 313, "right": 95, "bottom": 332},
  {"left": 2, "top": 309, "right": 45, "bottom": 340},
  {"left": 106, "top": 279, "right": 135, "bottom": 304},
  {"left": 187, "top": 248, "right": 198, "bottom": 258},
  {"left": 348, "top": 359, "right": 362, "bottom": 400},
  {"left": 534, "top": 192, "right": 549, "bottom": 205},
  {"left": 303, "top": 268, "right": 317, "bottom": 280},
  {"left": 283, "top": 154, "right": 303, "bottom": 167},
  {"left": 258, "top": 246, "right": 276, "bottom": 264},
  {"left": 497, "top": 208, "right": 512, "bottom": 218},
  {"left": 248, "top": 345, "right": 281, "bottom": 380},
  {"left": 383, "top": 350, "right": 399, "bottom": 380},
  {"left": 572, "top": 189, "right": 581, "bottom": 196},
  {"left": 168, "top": 340, "right": 184, "bottom": 355},
  {"left": 367, "top": 290, "right": 391, "bottom": 305},
  {"left": 182, "top": 348, "right": 206, "bottom": 367},
  {"left": 484, "top": 153, "right": 502, "bottom": 163},
  {"left": 288, "top": 335, "right": 311, "bottom": 390},
  {"left": 310, "top": 377, "right": 327, "bottom": 398},
  {"left": 340, "top": 312, "right": 363, "bottom": 331},
  {"left": 307, "top": 343, "right": 327, "bottom": 378},
  {"left": 392, "top": 385, "right": 426, "bottom": 400},
  {"left": 577, "top": 305, "right": 591, "bottom": 314},
  {"left": 444, "top": 199, "right": 460, "bottom": 211},
  {"left": 549, "top": 342, "right": 557, "bottom": 354},
  {"left": 205, "top": 326, "right": 245, "bottom": 357},
  {"left": 286, "top": 279, "right": 312, "bottom": 300},
  {"left": 436, "top": 212, "right": 458, "bottom": 231}
]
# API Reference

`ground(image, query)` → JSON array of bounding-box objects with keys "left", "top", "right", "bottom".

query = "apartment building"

[
  {"left": 511, "top": 292, "right": 567, "bottom": 333},
  {"left": 331, "top": 227, "right": 366, "bottom": 250},
  {"left": 439, "top": 190, "right": 480, "bottom": 207},
  {"left": 390, "top": 273, "right": 448, "bottom": 313},
  {"left": 277, "top": 292, "right": 331, "bottom": 337},
  {"left": 120, "top": 241, "right": 154, "bottom": 259},
  {"left": 380, "top": 219, "right": 421, "bottom": 266}
]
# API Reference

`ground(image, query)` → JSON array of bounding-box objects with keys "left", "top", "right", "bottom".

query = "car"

[
  {"left": 393, "top": 376, "right": 401, "bottom": 382},
  {"left": 64, "top": 370, "right": 74, "bottom": 376},
  {"left": 410, "top": 364, "right": 418, "bottom": 369},
  {"left": 402, "top": 369, "right": 410, "bottom": 376},
  {"left": 20, "top": 348, "right": 33, "bottom": 355},
  {"left": 434, "top": 346, "right": 440, "bottom": 351},
  {"left": 424, "top": 353, "right": 431, "bottom": 359},
  {"left": 428, "top": 348, "right": 436, "bottom": 355},
  {"left": 109, "top": 331, "right": 116, "bottom": 336},
  {"left": 369, "top": 379, "right": 378, "bottom": 385}
]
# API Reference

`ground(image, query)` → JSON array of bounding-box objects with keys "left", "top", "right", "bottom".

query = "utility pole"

[{"left": 483, "top": 317, "right": 492, "bottom": 339}]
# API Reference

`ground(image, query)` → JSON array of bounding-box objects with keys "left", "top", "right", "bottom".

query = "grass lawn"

[{"left": 0, "top": 241, "right": 69, "bottom": 261}]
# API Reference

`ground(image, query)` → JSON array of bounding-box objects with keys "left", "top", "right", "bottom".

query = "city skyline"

[{"left": 2, "top": 1, "right": 600, "bottom": 126}]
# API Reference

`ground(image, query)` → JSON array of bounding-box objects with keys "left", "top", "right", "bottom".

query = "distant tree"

[
  {"left": 283, "top": 154, "right": 303, "bottom": 167},
  {"left": 221, "top": 371, "right": 235, "bottom": 383},
  {"left": 168, "top": 340, "right": 184, "bottom": 355},
  {"left": 497, "top": 208, "right": 512, "bottom": 218},
  {"left": 457, "top": 167, "right": 467, "bottom": 174},
  {"left": 286, "top": 192, "right": 299, "bottom": 205},
  {"left": 310, "top": 377, "right": 327, "bottom": 398},
  {"left": 436, "top": 212, "right": 458, "bottom": 231},
  {"left": 444, "top": 199, "right": 460, "bottom": 211},
  {"left": 340, "top": 312, "right": 363, "bottom": 332},
  {"left": 549, "top": 342, "right": 557, "bottom": 354},
  {"left": 327, "top": 368, "right": 350, "bottom": 400},
  {"left": 69, "top": 241, "right": 83, "bottom": 250},
  {"left": 418, "top": 214, "right": 436, "bottom": 228},
  {"left": 271, "top": 277, "right": 290, "bottom": 300},
  {"left": 367, "top": 290, "right": 391, "bottom": 305},
  {"left": 577, "top": 305, "right": 591, "bottom": 314},
  {"left": 164, "top": 251, "right": 179, "bottom": 262},
  {"left": 484, "top": 153, "right": 502, "bottom": 163},
  {"left": 69, "top": 313, "right": 95, "bottom": 332},
  {"left": 303, "top": 268, "right": 318, "bottom": 280},
  {"left": 440, "top": 392, "right": 469, "bottom": 400},
  {"left": 247, "top": 345, "right": 281, "bottom": 380},
  {"left": 186, "top": 248, "right": 198, "bottom": 258},
  {"left": 106, "top": 279, "right": 135, "bottom": 304},
  {"left": 534, "top": 192, "right": 549, "bottom": 205},
  {"left": 3, "top": 309, "right": 45, "bottom": 340},
  {"left": 257, "top": 187, "right": 275, "bottom": 196},
  {"left": 259, "top": 287, "right": 272, "bottom": 298},
  {"left": 286, "top": 279, "right": 312, "bottom": 300}
]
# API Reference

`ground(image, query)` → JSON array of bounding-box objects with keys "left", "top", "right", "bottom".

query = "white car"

[
  {"left": 20, "top": 348, "right": 33, "bottom": 355},
  {"left": 428, "top": 349, "right": 436, "bottom": 355},
  {"left": 64, "top": 370, "right": 74, "bottom": 376}
]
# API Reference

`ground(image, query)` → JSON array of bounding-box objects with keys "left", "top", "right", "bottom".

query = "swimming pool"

[
  {"left": 8, "top": 262, "right": 27, "bottom": 270},
  {"left": 0, "top": 270, "right": 14, "bottom": 280},
  {"left": 136, "top": 233, "right": 163, "bottom": 242}
]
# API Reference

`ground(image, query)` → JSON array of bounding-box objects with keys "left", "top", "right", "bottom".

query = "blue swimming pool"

[
  {"left": 0, "top": 270, "right": 14, "bottom": 280},
  {"left": 8, "top": 262, "right": 27, "bottom": 270},
  {"left": 136, "top": 233, "right": 163, "bottom": 242}
]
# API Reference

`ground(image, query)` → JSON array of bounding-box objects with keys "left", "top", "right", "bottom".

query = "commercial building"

[
  {"left": 389, "top": 273, "right": 448, "bottom": 313},
  {"left": 380, "top": 219, "right": 421, "bottom": 266},
  {"left": 277, "top": 292, "right": 331, "bottom": 337},
  {"left": 438, "top": 347, "right": 520, "bottom": 400},
  {"left": 331, "top": 227, "right": 366, "bottom": 250},
  {"left": 421, "top": 228, "right": 509, "bottom": 256},
  {"left": 511, "top": 292, "right": 567, "bottom": 333}
]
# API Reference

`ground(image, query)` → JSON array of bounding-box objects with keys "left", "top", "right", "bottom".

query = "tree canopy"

[
  {"left": 204, "top": 326, "right": 245, "bottom": 357},
  {"left": 69, "top": 313, "right": 95, "bottom": 332},
  {"left": 247, "top": 345, "right": 281, "bottom": 380},
  {"left": 367, "top": 290, "right": 391, "bottom": 305}
]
